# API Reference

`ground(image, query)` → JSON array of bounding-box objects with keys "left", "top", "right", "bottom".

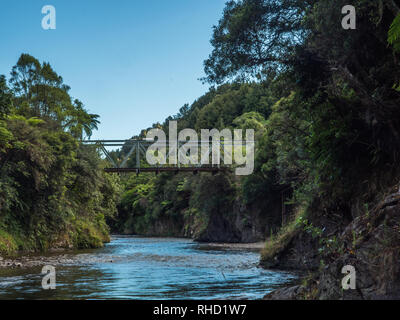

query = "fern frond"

[{"left": 388, "top": 13, "right": 400, "bottom": 52}]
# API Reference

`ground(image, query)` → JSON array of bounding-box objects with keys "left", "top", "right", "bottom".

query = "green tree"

[
  {"left": 64, "top": 99, "right": 100, "bottom": 140},
  {"left": 203, "top": 0, "right": 313, "bottom": 84},
  {"left": 0, "top": 75, "right": 12, "bottom": 117}
]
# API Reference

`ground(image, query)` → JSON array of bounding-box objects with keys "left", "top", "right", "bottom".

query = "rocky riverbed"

[{"left": 0, "top": 251, "right": 116, "bottom": 269}]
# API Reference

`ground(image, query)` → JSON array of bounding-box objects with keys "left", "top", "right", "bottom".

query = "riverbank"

[
  {"left": 0, "top": 252, "right": 76, "bottom": 269},
  {"left": 197, "top": 241, "right": 265, "bottom": 251},
  {"left": 262, "top": 186, "right": 400, "bottom": 300},
  {"left": 0, "top": 248, "right": 114, "bottom": 269}
]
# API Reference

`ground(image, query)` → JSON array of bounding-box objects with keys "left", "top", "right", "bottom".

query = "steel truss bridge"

[{"left": 82, "top": 139, "right": 232, "bottom": 175}]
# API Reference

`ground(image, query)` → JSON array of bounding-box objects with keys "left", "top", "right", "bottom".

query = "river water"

[{"left": 0, "top": 236, "right": 296, "bottom": 300}]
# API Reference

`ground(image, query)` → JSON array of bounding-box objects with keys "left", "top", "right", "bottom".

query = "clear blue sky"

[{"left": 0, "top": 0, "right": 226, "bottom": 139}]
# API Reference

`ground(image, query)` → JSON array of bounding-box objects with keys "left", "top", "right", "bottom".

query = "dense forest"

[
  {"left": 112, "top": 0, "right": 400, "bottom": 299},
  {"left": 0, "top": 54, "right": 120, "bottom": 255},
  {"left": 2, "top": 0, "right": 400, "bottom": 299}
]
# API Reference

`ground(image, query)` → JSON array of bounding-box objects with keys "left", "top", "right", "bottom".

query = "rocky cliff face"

[
  {"left": 192, "top": 198, "right": 277, "bottom": 243},
  {"left": 260, "top": 230, "right": 320, "bottom": 271},
  {"left": 120, "top": 196, "right": 281, "bottom": 243},
  {"left": 265, "top": 187, "right": 400, "bottom": 300}
]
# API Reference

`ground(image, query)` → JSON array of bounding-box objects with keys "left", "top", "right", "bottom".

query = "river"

[{"left": 0, "top": 236, "right": 296, "bottom": 300}]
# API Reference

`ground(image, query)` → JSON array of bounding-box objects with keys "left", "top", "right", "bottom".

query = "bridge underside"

[{"left": 104, "top": 166, "right": 227, "bottom": 175}]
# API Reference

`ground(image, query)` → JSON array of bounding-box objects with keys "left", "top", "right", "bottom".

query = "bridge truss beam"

[{"left": 82, "top": 139, "right": 231, "bottom": 175}]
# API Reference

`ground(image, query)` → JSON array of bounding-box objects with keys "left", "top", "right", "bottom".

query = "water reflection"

[{"left": 0, "top": 236, "right": 296, "bottom": 300}]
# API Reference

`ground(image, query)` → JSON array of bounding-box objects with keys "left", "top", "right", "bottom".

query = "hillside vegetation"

[{"left": 0, "top": 55, "right": 120, "bottom": 255}]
